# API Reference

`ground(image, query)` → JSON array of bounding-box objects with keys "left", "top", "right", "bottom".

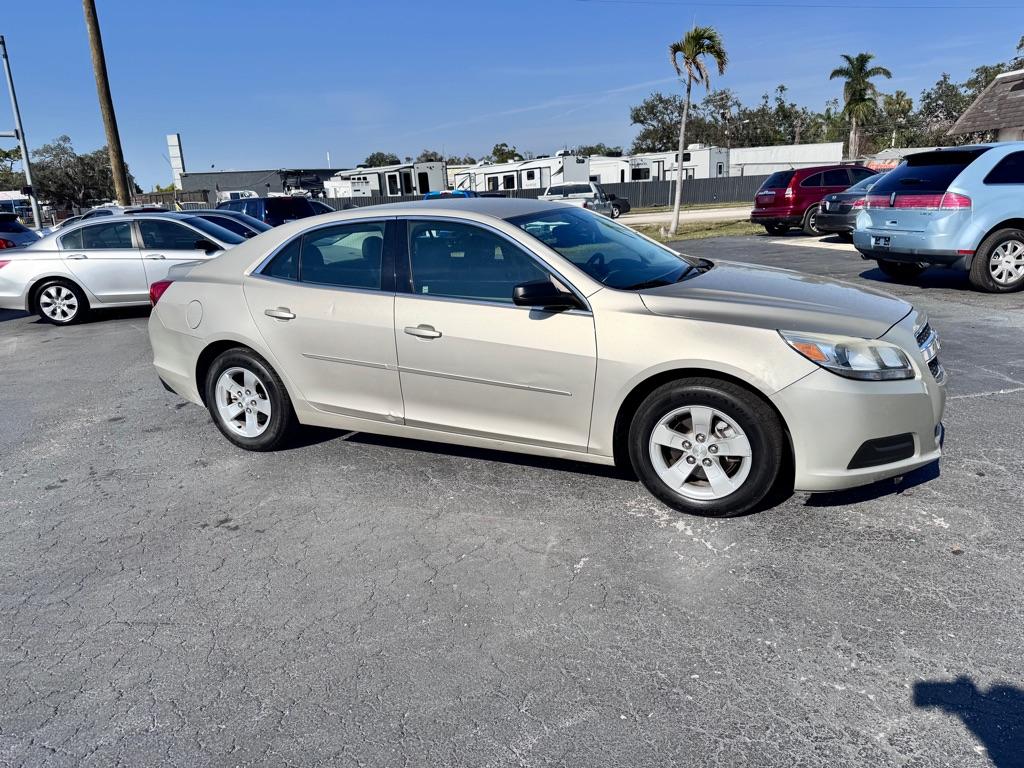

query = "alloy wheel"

[
  {"left": 214, "top": 366, "right": 272, "bottom": 437},
  {"left": 989, "top": 239, "right": 1024, "bottom": 286},
  {"left": 648, "top": 405, "right": 753, "bottom": 500},
  {"left": 38, "top": 285, "right": 79, "bottom": 322}
]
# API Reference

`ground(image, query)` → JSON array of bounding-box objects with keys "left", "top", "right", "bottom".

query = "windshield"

[
  {"left": 265, "top": 197, "right": 316, "bottom": 218},
  {"left": 183, "top": 216, "right": 246, "bottom": 245},
  {"left": 508, "top": 207, "right": 701, "bottom": 290}
]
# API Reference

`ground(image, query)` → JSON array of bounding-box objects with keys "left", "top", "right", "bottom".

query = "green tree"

[
  {"left": 917, "top": 73, "right": 971, "bottom": 144},
  {"left": 829, "top": 52, "right": 892, "bottom": 159},
  {"left": 363, "top": 151, "right": 401, "bottom": 167},
  {"left": 31, "top": 135, "right": 136, "bottom": 208},
  {"left": 881, "top": 90, "right": 914, "bottom": 148},
  {"left": 488, "top": 143, "right": 523, "bottom": 163},
  {"left": 446, "top": 154, "right": 477, "bottom": 165},
  {"left": 576, "top": 143, "right": 623, "bottom": 157},
  {"left": 415, "top": 149, "right": 444, "bottom": 162},
  {"left": 668, "top": 25, "right": 728, "bottom": 235},
  {"left": 0, "top": 146, "right": 25, "bottom": 190},
  {"left": 629, "top": 92, "right": 687, "bottom": 152}
]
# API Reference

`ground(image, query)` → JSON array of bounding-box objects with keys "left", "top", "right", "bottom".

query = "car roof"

[
  {"left": 355, "top": 196, "right": 564, "bottom": 220},
  {"left": 790, "top": 164, "right": 872, "bottom": 175}
]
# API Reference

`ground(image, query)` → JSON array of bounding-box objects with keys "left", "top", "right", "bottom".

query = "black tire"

[
  {"left": 764, "top": 223, "right": 789, "bottom": 236},
  {"left": 801, "top": 205, "right": 822, "bottom": 236},
  {"left": 610, "top": 204, "right": 621, "bottom": 219},
  {"left": 204, "top": 347, "right": 296, "bottom": 451},
  {"left": 627, "top": 378, "right": 785, "bottom": 518},
  {"left": 836, "top": 232, "right": 854, "bottom": 243},
  {"left": 876, "top": 259, "right": 926, "bottom": 281},
  {"left": 968, "top": 227, "right": 1024, "bottom": 293},
  {"left": 32, "top": 278, "right": 89, "bottom": 325}
]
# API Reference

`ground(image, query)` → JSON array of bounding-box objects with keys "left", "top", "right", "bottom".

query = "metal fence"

[{"left": 322, "top": 175, "right": 767, "bottom": 212}]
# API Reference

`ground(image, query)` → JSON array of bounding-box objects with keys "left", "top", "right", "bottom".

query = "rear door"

[
  {"left": 59, "top": 221, "right": 147, "bottom": 303},
  {"left": 138, "top": 219, "right": 222, "bottom": 284}
]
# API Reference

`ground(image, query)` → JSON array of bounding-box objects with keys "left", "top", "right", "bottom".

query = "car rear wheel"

[
  {"left": 33, "top": 279, "right": 88, "bottom": 325},
  {"left": 876, "top": 260, "right": 926, "bottom": 281},
  {"left": 764, "top": 223, "right": 789, "bottom": 236},
  {"left": 802, "top": 206, "right": 822, "bottom": 236},
  {"left": 627, "top": 378, "right": 784, "bottom": 518},
  {"left": 610, "top": 204, "right": 621, "bottom": 218},
  {"left": 969, "top": 228, "right": 1024, "bottom": 293},
  {"left": 205, "top": 348, "right": 295, "bottom": 451}
]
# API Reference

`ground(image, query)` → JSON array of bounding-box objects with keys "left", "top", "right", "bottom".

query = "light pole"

[{"left": 0, "top": 36, "right": 43, "bottom": 230}]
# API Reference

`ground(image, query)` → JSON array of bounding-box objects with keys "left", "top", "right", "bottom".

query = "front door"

[
  {"left": 138, "top": 218, "right": 222, "bottom": 284},
  {"left": 244, "top": 219, "right": 404, "bottom": 424},
  {"left": 58, "top": 220, "right": 147, "bottom": 303},
  {"left": 394, "top": 219, "right": 596, "bottom": 451}
]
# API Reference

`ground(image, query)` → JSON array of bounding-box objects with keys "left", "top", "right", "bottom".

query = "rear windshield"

[
  {"left": 0, "top": 216, "right": 30, "bottom": 233},
  {"left": 759, "top": 171, "right": 794, "bottom": 190},
  {"left": 846, "top": 173, "right": 882, "bottom": 193},
  {"left": 264, "top": 197, "right": 316, "bottom": 218},
  {"left": 871, "top": 149, "right": 990, "bottom": 194}
]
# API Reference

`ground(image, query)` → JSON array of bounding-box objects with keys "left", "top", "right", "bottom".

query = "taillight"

[
  {"left": 852, "top": 198, "right": 866, "bottom": 208},
  {"left": 149, "top": 279, "right": 173, "bottom": 305},
  {"left": 0, "top": 259, "right": 10, "bottom": 269},
  {"left": 0, "top": 238, "right": 15, "bottom": 249},
  {"left": 783, "top": 186, "right": 794, "bottom": 199},
  {"left": 866, "top": 192, "right": 972, "bottom": 210}
]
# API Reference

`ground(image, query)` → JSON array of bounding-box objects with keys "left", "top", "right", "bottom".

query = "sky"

[{"left": 3, "top": 0, "right": 1023, "bottom": 189}]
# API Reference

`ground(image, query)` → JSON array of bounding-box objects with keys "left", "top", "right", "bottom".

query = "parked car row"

[
  {"left": 540, "top": 182, "right": 631, "bottom": 218},
  {"left": 749, "top": 142, "right": 1024, "bottom": 293}
]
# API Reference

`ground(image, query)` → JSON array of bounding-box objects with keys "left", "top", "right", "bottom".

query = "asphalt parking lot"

[{"left": 1, "top": 234, "right": 1022, "bottom": 767}]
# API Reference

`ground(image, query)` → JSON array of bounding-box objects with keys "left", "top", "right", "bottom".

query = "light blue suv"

[{"left": 854, "top": 143, "right": 1024, "bottom": 292}]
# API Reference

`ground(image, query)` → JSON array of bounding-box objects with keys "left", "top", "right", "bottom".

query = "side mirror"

[
  {"left": 195, "top": 238, "right": 220, "bottom": 253},
  {"left": 512, "top": 279, "right": 582, "bottom": 311}
]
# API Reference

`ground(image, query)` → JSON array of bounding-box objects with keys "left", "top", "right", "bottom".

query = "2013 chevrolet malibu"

[{"left": 149, "top": 199, "right": 946, "bottom": 517}]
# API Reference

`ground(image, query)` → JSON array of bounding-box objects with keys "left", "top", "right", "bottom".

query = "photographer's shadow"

[{"left": 914, "top": 676, "right": 1024, "bottom": 767}]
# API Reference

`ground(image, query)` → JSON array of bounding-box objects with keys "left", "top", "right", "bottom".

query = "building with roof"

[
  {"left": 179, "top": 168, "right": 339, "bottom": 203},
  {"left": 949, "top": 68, "right": 1024, "bottom": 141}
]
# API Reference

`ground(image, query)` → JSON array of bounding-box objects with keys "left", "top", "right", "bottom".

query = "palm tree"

[
  {"left": 883, "top": 90, "right": 913, "bottom": 148},
  {"left": 668, "top": 26, "right": 728, "bottom": 235},
  {"left": 829, "top": 53, "right": 892, "bottom": 159}
]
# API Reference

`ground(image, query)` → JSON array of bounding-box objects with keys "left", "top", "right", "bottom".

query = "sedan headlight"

[{"left": 779, "top": 331, "right": 914, "bottom": 381}]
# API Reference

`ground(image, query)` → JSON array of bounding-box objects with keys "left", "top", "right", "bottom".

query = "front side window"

[
  {"left": 300, "top": 221, "right": 385, "bottom": 289},
  {"left": 984, "top": 151, "right": 1024, "bottom": 184},
  {"left": 140, "top": 219, "right": 204, "bottom": 250},
  {"left": 407, "top": 221, "right": 550, "bottom": 303},
  {"left": 823, "top": 169, "right": 850, "bottom": 186},
  {"left": 509, "top": 207, "right": 700, "bottom": 291},
  {"left": 62, "top": 221, "right": 134, "bottom": 250},
  {"left": 849, "top": 167, "right": 875, "bottom": 182}
]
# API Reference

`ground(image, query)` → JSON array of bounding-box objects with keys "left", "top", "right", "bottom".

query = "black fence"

[{"left": 321, "top": 175, "right": 768, "bottom": 212}]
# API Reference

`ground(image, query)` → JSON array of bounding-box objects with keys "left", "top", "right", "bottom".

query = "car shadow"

[
  {"left": 913, "top": 676, "right": 1024, "bottom": 767},
  {"left": 0, "top": 309, "right": 29, "bottom": 323},
  {"left": 339, "top": 431, "right": 634, "bottom": 481},
  {"left": 803, "top": 460, "right": 939, "bottom": 507},
  {"left": 858, "top": 266, "right": 972, "bottom": 290}
]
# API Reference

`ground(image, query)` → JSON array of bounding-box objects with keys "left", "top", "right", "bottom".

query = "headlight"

[{"left": 779, "top": 331, "right": 914, "bottom": 381}]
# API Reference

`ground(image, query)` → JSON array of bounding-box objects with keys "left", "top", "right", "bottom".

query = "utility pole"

[
  {"left": 0, "top": 36, "right": 43, "bottom": 230},
  {"left": 82, "top": 0, "right": 130, "bottom": 205}
]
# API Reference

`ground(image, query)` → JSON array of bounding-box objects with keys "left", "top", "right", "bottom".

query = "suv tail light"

[
  {"left": 783, "top": 185, "right": 794, "bottom": 199},
  {"left": 0, "top": 238, "right": 15, "bottom": 249},
  {"left": 866, "top": 192, "right": 972, "bottom": 210},
  {"left": 149, "top": 279, "right": 173, "bottom": 305}
]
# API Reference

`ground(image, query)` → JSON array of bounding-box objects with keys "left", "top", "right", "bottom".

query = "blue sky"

[{"left": 3, "top": 0, "right": 1022, "bottom": 188}]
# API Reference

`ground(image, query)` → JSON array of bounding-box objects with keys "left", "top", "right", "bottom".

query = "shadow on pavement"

[
  {"left": 858, "top": 265, "right": 972, "bottom": 291},
  {"left": 913, "top": 676, "right": 1024, "bottom": 768},
  {"left": 803, "top": 460, "right": 940, "bottom": 507}
]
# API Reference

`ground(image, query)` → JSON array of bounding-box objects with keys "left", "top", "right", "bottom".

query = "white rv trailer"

[
  {"left": 728, "top": 142, "right": 843, "bottom": 176},
  {"left": 323, "top": 161, "right": 447, "bottom": 198},
  {"left": 587, "top": 146, "right": 730, "bottom": 184},
  {"left": 452, "top": 152, "right": 590, "bottom": 192}
]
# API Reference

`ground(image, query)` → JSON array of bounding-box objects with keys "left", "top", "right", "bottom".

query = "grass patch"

[
  {"left": 629, "top": 201, "right": 748, "bottom": 214},
  {"left": 629, "top": 219, "right": 763, "bottom": 242}
]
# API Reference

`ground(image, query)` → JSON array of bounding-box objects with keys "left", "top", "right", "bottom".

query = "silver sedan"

[{"left": 148, "top": 199, "right": 946, "bottom": 517}]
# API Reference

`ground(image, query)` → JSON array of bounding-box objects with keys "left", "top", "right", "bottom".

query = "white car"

[
  {"left": 539, "top": 182, "right": 615, "bottom": 217},
  {"left": 148, "top": 199, "right": 946, "bottom": 518},
  {"left": 0, "top": 212, "right": 244, "bottom": 325}
]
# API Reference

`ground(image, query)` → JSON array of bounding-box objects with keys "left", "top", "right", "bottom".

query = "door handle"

[
  {"left": 404, "top": 324, "right": 442, "bottom": 339},
  {"left": 264, "top": 307, "right": 296, "bottom": 320},
  {"left": 66, "top": 253, "right": 87, "bottom": 260},
  {"left": 144, "top": 254, "right": 166, "bottom": 260}
]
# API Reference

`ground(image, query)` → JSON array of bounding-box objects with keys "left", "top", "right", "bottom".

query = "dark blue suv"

[{"left": 216, "top": 197, "right": 328, "bottom": 227}]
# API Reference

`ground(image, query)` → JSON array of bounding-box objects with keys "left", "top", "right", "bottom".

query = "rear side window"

[
  {"left": 299, "top": 222, "right": 385, "bottom": 289},
  {"left": 198, "top": 214, "right": 251, "bottom": 237},
  {"left": 872, "top": 149, "right": 990, "bottom": 194},
  {"left": 849, "top": 167, "right": 876, "bottom": 182},
  {"left": 139, "top": 220, "right": 202, "bottom": 250},
  {"left": 759, "top": 171, "right": 794, "bottom": 190},
  {"left": 800, "top": 173, "right": 823, "bottom": 188},
  {"left": 262, "top": 238, "right": 300, "bottom": 280},
  {"left": 984, "top": 151, "right": 1024, "bottom": 184},
  {"left": 62, "top": 222, "right": 133, "bottom": 250},
  {"left": 547, "top": 185, "right": 564, "bottom": 196},
  {"left": 823, "top": 169, "right": 850, "bottom": 186}
]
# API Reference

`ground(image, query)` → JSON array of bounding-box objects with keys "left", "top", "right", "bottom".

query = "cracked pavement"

[{"left": 1, "top": 234, "right": 1022, "bottom": 766}]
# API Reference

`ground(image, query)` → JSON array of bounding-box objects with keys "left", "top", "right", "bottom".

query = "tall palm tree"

[
  {"left": 883, "top": 90, "right": 913, "bottom": 147},
  {"left": 668, "top": 26, "right": 728, "bottom": 235},
  {"left": 829, "top": 53, "right": 892, "bottom": 159}
]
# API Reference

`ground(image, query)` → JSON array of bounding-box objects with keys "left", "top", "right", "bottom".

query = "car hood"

[{"left": 639, "top": 260, "right": 911, "bottom": 339}]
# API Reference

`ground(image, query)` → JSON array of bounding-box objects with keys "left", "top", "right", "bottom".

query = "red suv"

[{"left": 750, "top": 164, "right": 876, "bottom": 235}]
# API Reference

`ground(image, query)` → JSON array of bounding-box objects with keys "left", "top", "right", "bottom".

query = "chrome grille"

[{"left": 916, "top": 322, "right": 945, "bottom": 383}]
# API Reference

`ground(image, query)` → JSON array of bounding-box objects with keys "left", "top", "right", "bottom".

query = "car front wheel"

[
  {"left": 969, "top": 228, "right": 1024, "bottom": 293},
  {"left": 764, "top": 223, "right": 789, "bottom": 236},
  {"left": 628, "top": 378, "right": 784, "bottom": 518},
  {"left": 205, "top": 348, "right": 295, "bottom": 451},
  {"left": 610, "top": 204, "right": 621, "bottom": 218}
]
